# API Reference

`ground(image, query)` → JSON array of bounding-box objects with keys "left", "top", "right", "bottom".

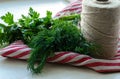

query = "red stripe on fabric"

[
  {"left": 47, "top": 52, "right": 70, "bottom": 61},
  {"left": 57, "top": 54, "right": 79, "bottom": 63},
  {"left": 2, "top": 45, "right": 27, "bottom": 50},
  {"left": 117, "top": 51, "right": 120, "bottom": 53},
  {"left": 64, "top": 3, "right": 81, "bottom": 10},
  {"left": 12, "top": 50, "right": 30, "bottom": 58},
  {"left": 115, "top": 54, "right": 120, "bottom": 57},
  {"left": 70, "top": 57, "right": 92, "bottom": 64},
  {"left": 85, "top": 62, "right": 120, "bottom": 67},
  {"left": 96, "top": 69, "right": 120, "bottom": 73},
  {"left": 113, "top": 54, "right": 120, "bottom": 57},
  {"left": 71, "top": 1, "right": 82, "bottom": 5},
  {"left": 55, "top": 8, "right": 82, "bottom": 17},
  {"left": 55, "top": 1, "right": 82, "bottom": 17},
  {"left": 55, "top": 13, "right": 61, "bottom": 17},
  {"left": 58, "top": 6, "right": 82, "bottom": 14},
  {"left": 62, "top": 7, "right": 82, "bottom": 12},
  {"left": 73, "top": 57, "right": 92, "bottom": 63},
  {"left": 71, "top": 3, "right": 82, "bottom": 7},
  {"left": 116, "top": 52, "right": 120, "bottom": 54},
  {"left": 1, "top": 47, "right": 27, "bottom": 56},
  {"left": 1, "top": 40, "right": 26, "bottom": 50},
  {"left": 117, "top": 50, "right": 120, "bottom": 53},
  {"left": 55, "top": 0, "right": 82, "bottom": 17}
]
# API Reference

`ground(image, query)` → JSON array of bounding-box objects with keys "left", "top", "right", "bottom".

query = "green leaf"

[
  {"left": 42, "top": 11, "right": 53, "bottom": 29},
  {"left": 59, "top": 14, "right": 80, "bottom": 25},
  {"left": 0, "top": 23, "right": 6, "bottom": 33},
  {"left": 1, "top": 12, "right": 14, "bottom": 25},
  {"left": 46, "top": 11, "right": 52, "bottom": 19},
  {"left": 59, "top": 14, "right": 80, "bottom": 20},
  {"left": 29, "top": 7, "right": 40, "bottom": 19}
]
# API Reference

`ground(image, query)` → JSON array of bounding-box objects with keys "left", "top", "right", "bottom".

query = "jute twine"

[{"left": 81, "top": 0, "right": 120, "bottom": 59}]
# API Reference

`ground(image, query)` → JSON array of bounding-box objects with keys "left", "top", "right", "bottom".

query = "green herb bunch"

[
  {"left": 28, "top": 18, "right": 97, "bottom": 74},
  {"left": 0, "top": 8, "right": 53, "bottom": 45},
  {"left": 0, "top": 8, "right": 98, "bottom": 74},
  {"left": 0, "top": 12, "right": 24, "bottom": 45}
]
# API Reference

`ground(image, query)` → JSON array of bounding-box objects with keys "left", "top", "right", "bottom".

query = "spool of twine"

[{"left": 81, "top": 0, "right": 120, "bottom": 59}]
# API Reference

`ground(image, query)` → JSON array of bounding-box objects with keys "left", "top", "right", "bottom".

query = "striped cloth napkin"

[{"left": 1, "top": 0, "right": 120, "bottom": 73}]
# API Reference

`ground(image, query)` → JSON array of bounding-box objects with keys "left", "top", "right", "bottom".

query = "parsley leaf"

[
  {"left": 29, "top": 7, "right": 40, "bottom": 19},
  {"left": 1, "top": 12, "right": 14, "bottom": 25}
]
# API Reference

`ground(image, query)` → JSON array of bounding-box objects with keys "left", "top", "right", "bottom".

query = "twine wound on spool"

[{"left": 81, "top": 0, "right": 120, "bottom": 59}]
